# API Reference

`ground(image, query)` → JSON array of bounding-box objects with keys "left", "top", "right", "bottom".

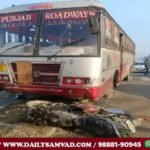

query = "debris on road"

[{"left": 26, "top": 100, "right": 142, "bottom": 137}]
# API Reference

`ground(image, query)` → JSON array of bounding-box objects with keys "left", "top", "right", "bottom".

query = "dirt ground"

[{"left": 0, "top": 87, "right": 150, "bottom": 138}]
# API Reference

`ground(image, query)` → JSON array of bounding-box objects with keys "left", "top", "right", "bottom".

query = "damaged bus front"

[{"left": 0, "top": 2, "right": 102, "bottom": 101}]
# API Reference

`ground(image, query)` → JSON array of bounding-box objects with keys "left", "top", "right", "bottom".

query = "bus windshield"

[
  {"left": 0, "top": 9, "right": 98, "bottom": 56},
  {"left": 39, "top": 9, "right": 98, "bottom": 56},
  {"left": 0, "top": 12, "right": 39, "bottom": 56}
]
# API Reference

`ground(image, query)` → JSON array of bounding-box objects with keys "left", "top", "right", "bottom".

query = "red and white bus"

[{"left": 0, "top": 0, "right": 135, "bottom": 101}]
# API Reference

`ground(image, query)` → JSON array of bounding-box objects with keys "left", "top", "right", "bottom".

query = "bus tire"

[
  {"left": 124, "top": 66, "right": 132, "bottom": 81},
  {"left": 124, "top": 75, "right": 129, "bottom": 81},
  {"left": 113, "top": 71, "right": 120, "bottom": 88}
]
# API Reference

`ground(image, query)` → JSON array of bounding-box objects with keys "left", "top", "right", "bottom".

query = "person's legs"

[{"left": 145, "top": 66, "right": 148, "bottom": 75}]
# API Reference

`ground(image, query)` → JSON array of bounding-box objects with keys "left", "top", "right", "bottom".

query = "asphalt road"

[
  {"left": 118, "top": 73, "right": 150, "bottom": 99},
  {"left": 108, "top": 72, "right": 150, "bottom": 137}
]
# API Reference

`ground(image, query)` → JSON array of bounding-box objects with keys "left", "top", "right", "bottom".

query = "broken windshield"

[
  {"left": 39, "top": 9, "right": 98, "bottom": 56},
  {"left": 0, "top": 12, "right": 38, "bottom": 56},
  {"left": 0, "top": 9, "right": 98, "bottom": 57}
]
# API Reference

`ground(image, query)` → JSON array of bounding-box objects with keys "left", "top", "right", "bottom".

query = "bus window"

[
  {"left": 105, "top": 16, "right": 111, "bottom": 41},
  {"left": 0, "top": 28, "right": 5, "bottom": 47},
  {"left": 114, "top": 25, "right": 119, "bottom": 45},
  {"left": 0, "top": 12, "right": 39, "bottom": 56},
  {"left": 39, "top": 9, "right": 98, "bottom": 56}
]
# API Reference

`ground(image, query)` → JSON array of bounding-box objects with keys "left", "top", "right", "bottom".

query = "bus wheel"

[
  {"left": 113, "top": 71, "right": 120, "bottom": 88},
  {"left": 124, "top": 75, "right": 129, "bottom": 81},
  {"left": 124, "top": 66, "right": 132, "bottom": 81}
]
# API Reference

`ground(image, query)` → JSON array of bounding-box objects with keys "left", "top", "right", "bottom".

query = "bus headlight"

[
  {"left": 3, "top": 75, "right": 9, "bottom": 81},
  {"left": 63, "top": 77, "right": 91, "bottom": 85},
  {"left": 75, "top": 79, "right": 82, "bottom": 84},
  {"left": 0, "top": 64, "right": 7, "bottom": 72},
  {"left": 66, "top": 78, "right": 72, "bottom": 84}
]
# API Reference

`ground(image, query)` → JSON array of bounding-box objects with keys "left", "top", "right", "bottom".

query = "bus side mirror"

[{"left": 89, "top": 16, "right": 99, "bottom": 34}]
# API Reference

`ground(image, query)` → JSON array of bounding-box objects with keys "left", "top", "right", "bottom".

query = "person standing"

[{"left": 144, "top": 57, "right": 149, "bottom": 75}]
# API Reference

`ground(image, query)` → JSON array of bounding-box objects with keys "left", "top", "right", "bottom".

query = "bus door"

[{"left": 119, "top": 33, "right": 124, "bottom": 80}]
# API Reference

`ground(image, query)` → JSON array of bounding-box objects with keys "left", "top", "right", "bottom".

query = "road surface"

[{"left": 108, "top": 72, "right": 150, "bottom": 137}]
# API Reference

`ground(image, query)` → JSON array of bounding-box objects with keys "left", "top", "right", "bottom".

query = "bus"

[{"left": 0, "top": 0, "right": 135, "bottom": 101}]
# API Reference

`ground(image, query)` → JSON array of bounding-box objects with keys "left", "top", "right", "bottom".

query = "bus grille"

[
  {"left": 32, "top": 64, "right": 61, "bottom": 85},
  {"left": 11, "top": 63, "right": 61, "bottom": 85}
]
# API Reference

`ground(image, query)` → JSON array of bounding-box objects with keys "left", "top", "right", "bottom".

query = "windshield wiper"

[
  {"left": 0, "top": 43, "right": 28, "bottom": 55},
  {"left": 62, "top": 38, "right": 86, "bottom": 47},
  {"left": 47, "top": 48, "right": 63, "bottom": 59},
  {"left": 47, "top": 38, "right": 86, "bottom": 59}
]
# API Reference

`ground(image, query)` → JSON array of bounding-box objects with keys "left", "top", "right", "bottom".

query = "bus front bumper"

[{"left": 0, "top": 83, "right": 102, "bottom": 101}]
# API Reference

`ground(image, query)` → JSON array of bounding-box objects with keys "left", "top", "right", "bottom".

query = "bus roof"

[{"left": 0, "top": 0, "right": 104, "bottom": 14}]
